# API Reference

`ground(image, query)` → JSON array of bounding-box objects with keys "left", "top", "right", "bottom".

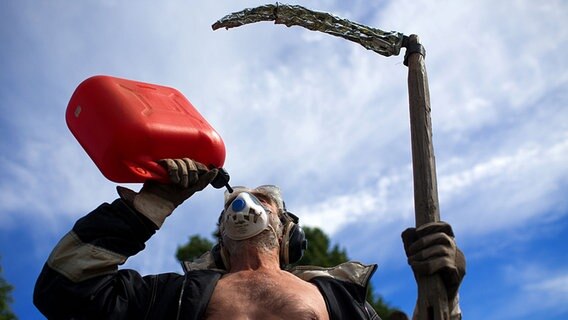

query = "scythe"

[{"left": 213, "top": 4, "right": 450, "bottom": 319}]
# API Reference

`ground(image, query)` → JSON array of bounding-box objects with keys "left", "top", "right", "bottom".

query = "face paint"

[{"left": 222, "top": 192, "right": 274, "bottom": 240}]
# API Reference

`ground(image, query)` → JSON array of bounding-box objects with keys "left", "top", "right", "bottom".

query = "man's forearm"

[
  {"left": 34, "top": 199, "right": 158, "bottom": 317},
  {"left": 47, "top": 199, "right": 156, "bottom": 281}
]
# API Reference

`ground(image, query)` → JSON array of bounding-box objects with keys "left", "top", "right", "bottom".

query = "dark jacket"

[{"left": 34, "top": 199, "right": 380, "bottom": 319}]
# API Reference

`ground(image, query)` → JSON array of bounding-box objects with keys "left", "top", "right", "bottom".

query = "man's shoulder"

[
  {"left": 181, "top": 251, "right": 378, "bottom": 289},
  {"left": 181, "top": 250, "right": 227, "bottom": 273},
  {"left": 288, "top": 261, "right": 377, "bottom": 287},
  {"left": 290, "top": 262, "right": 380, "bottom": 319}
]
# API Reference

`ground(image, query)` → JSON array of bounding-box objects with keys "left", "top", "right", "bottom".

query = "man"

[{"left": 34, "top": 158, "right": 465, "bottom": 319}]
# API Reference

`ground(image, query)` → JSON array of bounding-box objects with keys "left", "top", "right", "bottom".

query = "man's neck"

[{"left": 228, "top": 243, "right": 281, "bottom": 272}]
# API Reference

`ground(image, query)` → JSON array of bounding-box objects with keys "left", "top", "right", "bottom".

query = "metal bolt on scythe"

[{"left": 213, "top": 3, "right": 450, "bottom": 319}]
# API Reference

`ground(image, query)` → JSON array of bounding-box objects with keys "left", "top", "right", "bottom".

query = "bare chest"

[{"left": 204, "top": 272, "right": 329, "bottom": 320}]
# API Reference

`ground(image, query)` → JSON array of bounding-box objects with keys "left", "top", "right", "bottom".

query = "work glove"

[
  {"left": 118, "top": 158, "right": 218, "bottom": 228},
  {"left": 401, "top": 221, "right": 466, "bottom": 304}
]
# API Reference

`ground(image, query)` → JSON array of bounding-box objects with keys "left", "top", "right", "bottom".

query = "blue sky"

[{"left": 1, "top": 0, "right": 567, "bottom": 319}]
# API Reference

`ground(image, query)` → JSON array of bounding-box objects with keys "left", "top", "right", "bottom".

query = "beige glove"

[
  {"left": 401, "top": 222, "right": 466, "bottom": 304},
  {"left": 118, "top": 158, "right": 218, "bottom": 227}
]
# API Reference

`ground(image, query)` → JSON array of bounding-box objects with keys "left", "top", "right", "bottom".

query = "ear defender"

[{"left": 279, "top": 211, "right": 308, "bottom": 265}]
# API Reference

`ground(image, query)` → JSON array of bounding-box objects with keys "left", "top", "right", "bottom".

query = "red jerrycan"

[{"left": 66, "top": 75, "right": 226, "bottom": 183}]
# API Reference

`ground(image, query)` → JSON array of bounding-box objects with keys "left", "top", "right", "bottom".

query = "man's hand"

[
  {"left": 118, "top": 158, "right": 218, "bottom": 227},
  {"left": 142, "top": 158, "right": 218, "bottom": 206},
  {"left": 401, "top": 222, "right": 466, "bottom": 303}
]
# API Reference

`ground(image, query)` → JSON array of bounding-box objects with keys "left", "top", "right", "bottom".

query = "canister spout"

[{"left": 211, "top": 167, "right": 232, "bottom": 192}]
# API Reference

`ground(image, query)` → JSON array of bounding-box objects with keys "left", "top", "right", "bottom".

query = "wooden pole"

[{"left": 406, "top": 34, "right": 450, "bottom": 320}]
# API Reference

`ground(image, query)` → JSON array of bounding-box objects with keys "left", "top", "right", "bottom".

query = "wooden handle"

[{"left": 406, "top": 34, "right": 450, "bottom": 320}]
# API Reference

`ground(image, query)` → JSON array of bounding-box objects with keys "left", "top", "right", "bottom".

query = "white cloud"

[
  {"left": 2, "top": 1, "right": 568, "bottom": 317},
  {"left": 525, "top": 274, "right": 568, "bottom": 295},
  {"left": 3, "top": 0, "right": 566, "bottom": 256},
  {"left": 486, "top": 264, "right": 568, "bottom": 320},
  {"left": 439, "top": 132, "right": 568, "bottom": 235},
  {"left": 298, "top": 170, "right": 412, "bottom": 233}
]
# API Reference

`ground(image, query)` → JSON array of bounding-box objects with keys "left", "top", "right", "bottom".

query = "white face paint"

[{"left": 222, "top": 192, "right": 272, "bottom": 240}]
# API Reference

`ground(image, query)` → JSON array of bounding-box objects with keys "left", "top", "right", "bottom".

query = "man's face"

[
  {"left": 224, "top": 185, "right": 284, "bottom": 211},
  {"left": 220, "top": 190, "right": 283, "bottom": 242},
  {"left": 224, "top": 190, "right": 280, "bottom": 220},
  {"left": 253, "top": 193, "right": 284, "bottom": 241},
  {"left": 251, "top": 192, "right": 280, "bottom": 218}
]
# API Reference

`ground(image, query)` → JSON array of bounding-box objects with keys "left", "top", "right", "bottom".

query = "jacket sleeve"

[{"left": 33, "top": 199, "right": 184, "bottom": 319}]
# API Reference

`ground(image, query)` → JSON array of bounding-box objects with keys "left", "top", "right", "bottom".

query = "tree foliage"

[
  {"left": 299, "top": 227, "right": 401, "bottom": 319},
  {"left": 175, "top": 235, "right": 215, "bottom": 262},
  {"left": 176, "top": 227, "right": 403, "bottom": 319},
  {"left": 0, "top": 257, "right": 17, "bottom": 320}
]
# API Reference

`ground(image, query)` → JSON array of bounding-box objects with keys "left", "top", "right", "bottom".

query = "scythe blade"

[{"left": 212, "top": 3, "right": 406, "bottom": 57}]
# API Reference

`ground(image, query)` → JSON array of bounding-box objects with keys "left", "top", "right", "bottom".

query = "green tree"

[
  {"left": 299, "top": 227, "right": 348, "bottom": 267},
  {"left": 176, "top": 227, "right": 403, "bottom": 319},
  {"left": 175, "top": 235, "right": 215, "bottom": 262},
  {"left": 299, "top": 227, "right": 401, "bottom": 319},
  {"left": 0, "top": 257, "right": 17, "bottom": 320}
]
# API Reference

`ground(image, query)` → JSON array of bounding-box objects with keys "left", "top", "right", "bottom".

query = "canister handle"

[
  {"left": 125, "top": 160, "right": 169, "bottom": 183},
  {"left": 125, "top": 161, "right": 230, "bottom": 189}
]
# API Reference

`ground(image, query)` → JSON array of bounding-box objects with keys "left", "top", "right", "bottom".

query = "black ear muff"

[
  {"left": 279, "top": 211, "right": 307, "bottom": 265},
  {"left": 286, "top": 224, "right": 307, "bottom": 264}
]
